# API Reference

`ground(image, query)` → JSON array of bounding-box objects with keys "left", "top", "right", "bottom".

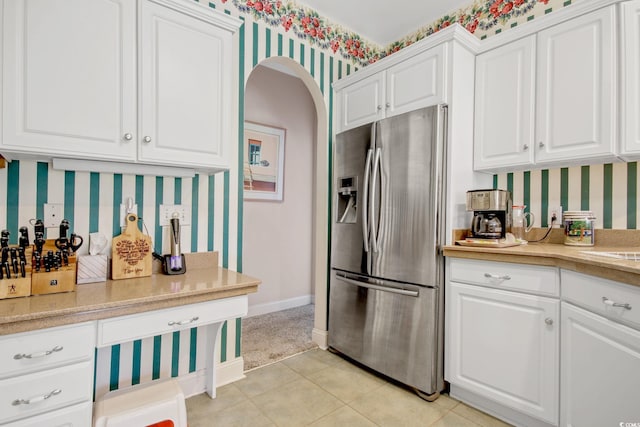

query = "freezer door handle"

[
  {"left": 335, "top": 272, "right": 419, "bottom": 297},
  {"left": 362, "top": 148, "right": 373, "bottom": 253},
  {"left": 370, "top": 147, "right": 382, "bottom": 253}
]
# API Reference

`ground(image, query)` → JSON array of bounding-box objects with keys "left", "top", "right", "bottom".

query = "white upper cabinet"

[
  {"left": 535, "top": 6, "right": 616, "bottom": 164},
  {"left": 138, "top": 0, "right": 234, "bottom": 168},
  {"left": 385, "top": 43, "right": 446, "bottom": 118},
  {"left": 620, "top": 0, "right": 640, "bottom": 158},
  {"left": 1, "top": 0, "right": 240, "bottom": 173},
  {"left": 336, "top": 73, "right": 385, "bottom": 132},
  {"left": 474, "top": 36, "right": 536, "bottom": 171},
  {"left": 1, "top": 0, "right": 137, "bottom": 161},
  {"left": 335, "top": 43, "right": 446, "bottom": 133},
  {"left": 473, "top": 4, "right": 618, "bottom": 172}
]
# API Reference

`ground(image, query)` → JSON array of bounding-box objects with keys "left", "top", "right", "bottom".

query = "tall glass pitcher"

[{"left": 512, "top": 205, "right": 534, "bottom": 241}]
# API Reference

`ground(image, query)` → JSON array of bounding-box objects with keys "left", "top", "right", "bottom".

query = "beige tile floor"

[{"left": 186, "top": 349, "right": 512, "bottom": 427}]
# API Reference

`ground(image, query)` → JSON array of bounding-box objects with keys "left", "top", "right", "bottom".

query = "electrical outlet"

[
  {"left": 44, "top": 203, "right": 64, "bottom": 228},
  {"left": 548, "top": 206, "right": 563, "bottom": 227},
  {"left": 119, "top": 203, "right": 138, "bottom": 227},
  {"left": 159, "top": 204, "right": 191, "bottom": 226}
]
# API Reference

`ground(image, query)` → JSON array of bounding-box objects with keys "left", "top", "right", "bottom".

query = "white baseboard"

[
  {"left": 177, "top": 358, "right": 246, "bottom": 399},
  {"left": 247, "top": 295, "right": 313, "bottom": 317},
  {"left": 312, "top": 328, "right": 328, "bottom": 350},
  {"left": 216, "top": 357, "right": 246, "bottom": 387}
]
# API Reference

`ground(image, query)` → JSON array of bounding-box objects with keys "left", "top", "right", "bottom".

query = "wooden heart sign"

[{"left": 111, "top": 213, "right": 152, "bottom": 280}]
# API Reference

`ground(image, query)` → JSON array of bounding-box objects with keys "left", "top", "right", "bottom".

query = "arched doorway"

[{"left": 243, "top": 56, "right": 329, "bottom": 349}]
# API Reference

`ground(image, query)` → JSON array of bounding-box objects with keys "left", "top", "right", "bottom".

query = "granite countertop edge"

[
  {"left": 443, "top": 242, "right": 640, "bottom": 287},
  {"left": 0, "top": 266, "right": 260, "bottom": 335}
]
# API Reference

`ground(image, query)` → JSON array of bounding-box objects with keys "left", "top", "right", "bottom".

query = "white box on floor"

[{"left": 93, "top": 379, "right": 187, "bottom": 427}]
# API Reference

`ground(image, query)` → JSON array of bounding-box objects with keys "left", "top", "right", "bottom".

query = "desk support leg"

[{"left": 205, "top": 321, "right": 224, "bottom": 399}]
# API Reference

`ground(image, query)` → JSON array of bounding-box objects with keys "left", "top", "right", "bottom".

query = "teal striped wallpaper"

[
  {"left": 495, "top": 162, "right": 639, "bottom": 230},
  {"left": 0, "top": 0, "right": 349, "bottom": 400}
]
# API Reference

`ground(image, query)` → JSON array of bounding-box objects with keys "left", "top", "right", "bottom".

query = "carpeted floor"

[{"left": 242, "top": 304, "right": 318, "bottom": 371}]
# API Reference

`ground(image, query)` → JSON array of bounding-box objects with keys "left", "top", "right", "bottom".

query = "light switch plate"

[{"left": 159, "top": 205, "right": 191, "bottom": 226}]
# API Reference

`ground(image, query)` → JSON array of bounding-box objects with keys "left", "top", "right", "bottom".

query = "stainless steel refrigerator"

[{"left": 329, "top": 104, "right": 447, "bottom": 398}]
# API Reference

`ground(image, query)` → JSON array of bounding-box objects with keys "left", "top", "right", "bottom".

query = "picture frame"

[{"left": 243, "top": 122, "right": 286, "bottom": 201}]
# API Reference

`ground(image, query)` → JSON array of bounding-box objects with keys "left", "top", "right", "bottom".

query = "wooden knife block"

[
  {"left": 30, "top": 240, "right": 76, "bottom": 295},
  {"left": 0, "top": 246, "right": 31, "bottom": 299}
]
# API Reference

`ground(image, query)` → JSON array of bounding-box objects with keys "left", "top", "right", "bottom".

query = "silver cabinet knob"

[
  {"left": 523, "top": 144, "right": 529, "bottom": 151},
  {"left": 539, "top": 141, "right": 545, "bottom": 148},
  {"left": 143, "top": 136, "right": 152, "bottom": 143},
  {"left": 385, "top": 102, "right": 390, "bottom": 108},
  {"left": 123, "top": 133, "right": 133, "bottom": 141},
  {"left": 377, "top": 105, "right": 382, "bottom": 111},
  {"left": 545, "top": 317, "right": 554, "bottom": 325}
]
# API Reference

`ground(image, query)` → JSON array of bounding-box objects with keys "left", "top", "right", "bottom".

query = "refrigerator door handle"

[
  {"left": 370, "top": 147, "right": 382, "bottom": 253},
  {"left": 336, "top": 272, "right": 420, "bottom": 297},
  {"left": 362, "top": 148, "right": 373, "bottom": 253}
]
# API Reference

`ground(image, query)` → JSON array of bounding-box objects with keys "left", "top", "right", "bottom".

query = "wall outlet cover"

[
  {"left": 120, "top": 204, "right": 139, "bottom": 227},
  {"left": 44, "top": 203, "right": 64, "bottom": 228},
  {"left": 548, "top": 206, "right": 563, "bottom": 228}
]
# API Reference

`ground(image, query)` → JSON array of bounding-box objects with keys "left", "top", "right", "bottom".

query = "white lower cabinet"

[
  {"left": 560, "top": 270, "right": 640, "bottom": 426},
  {"left": 0, "top": 323, "right": 95, "bottom": 426},
  {"left": 2, "top": 402, "right": 93, "bottom": 427},
  {"left": 446, "top": 258, "right": 560, "bottom": 426}
]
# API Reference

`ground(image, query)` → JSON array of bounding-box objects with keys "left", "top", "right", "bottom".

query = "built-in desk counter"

[
  {"left": 0, "top": 252, "right": 260, "bottom": 335},
  {"left": 0, "top": 252, "right": 260, "bottom": 426}
]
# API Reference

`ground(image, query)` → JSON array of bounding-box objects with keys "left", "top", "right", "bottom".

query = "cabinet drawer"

[
  {"left": 448, "top": 258, "right": 559, "bottom": 296},
  {"left": 3, "top": 401, "right": 92, "bottom": 427},
  {"left": 562, "top": 270, "right": 640, "bottom": 330},
  {"left": 0, "top": 361, "right": 93, "bottom": 425},
  {"left": 0, "top": 322, "right": 95, "bottom": 379},
  {"left": 97, "top": 296, "right": 247, "bottom": 347}
]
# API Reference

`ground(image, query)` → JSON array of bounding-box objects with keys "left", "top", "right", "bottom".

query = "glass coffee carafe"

[{"left": 512, "top": 205, "right": 534, "bottom": 241}]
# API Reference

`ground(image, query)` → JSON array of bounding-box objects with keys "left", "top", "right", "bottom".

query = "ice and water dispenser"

[{"left": 336, "top": 176, "right": 358, "bottom": 223}]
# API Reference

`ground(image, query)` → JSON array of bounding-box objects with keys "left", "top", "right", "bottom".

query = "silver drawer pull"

[
  {"left": 12, "top": 389, "right": 62, "bottom": 406},
  {"left": 545, "top": 317, "right": 554, "bottom": 325},
  {"left": 484, "top": 273, "right": 511, "bottom": 280},
  {"left": 14, "top": 345, "right": 63, "bottom": 360},
  {"left": 168, "top": 316, "right": 199, "bottom": 326},
  {"left": 602, "top": 297, "right": 632, "bottom": 310}
]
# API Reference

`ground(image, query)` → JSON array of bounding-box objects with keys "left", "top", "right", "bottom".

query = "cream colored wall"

[{"left": 243, "top": 65, "right": 317, "bottom": 314}]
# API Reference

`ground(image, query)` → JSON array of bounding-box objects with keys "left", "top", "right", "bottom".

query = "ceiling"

[{"left": 295, "top": 0, "right": 471, "bottom": 46}]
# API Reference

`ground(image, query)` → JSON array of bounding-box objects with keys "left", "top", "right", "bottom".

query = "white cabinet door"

[
  {"left": 336, "top": 73, "right": 384, "bottom": 133},
  {"left": 447, "top": 282, "right": 559, "bottom": 424},
  {"left": 561, "top": 302, "right": 640, "bottom": 426},
  {"left": 620, "top": 0, "right": 640, "bottom": 158},
  {"left": 474, "top": 36, "right": 535, "bottom": 171},
  {"left": 386, "top": 44, "right": 446, "bottom": 117},
  {"left": 138, "top": 0, "right": 233, "bottom": 169},
  {"left": 1, "top": 0, "right": 137, "bottom": 161},
  {"left": 535, "top": 6, "right": 616, "bottom": 164}
]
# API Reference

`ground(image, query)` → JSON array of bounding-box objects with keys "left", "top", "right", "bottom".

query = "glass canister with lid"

[{"left": 563, "top": 211, "right": 596, "bottom": 246}]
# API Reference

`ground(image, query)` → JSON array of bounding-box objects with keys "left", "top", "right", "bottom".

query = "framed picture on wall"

[{"left": 243, "top": 122, "right": 286, "bottom": 201}]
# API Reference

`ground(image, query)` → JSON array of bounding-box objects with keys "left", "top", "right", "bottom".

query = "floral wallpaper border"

[{"left": 221, "top": 0, "right": 577, "bottom": 67}]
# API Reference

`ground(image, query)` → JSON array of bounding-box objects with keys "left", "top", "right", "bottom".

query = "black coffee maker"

[{"left": 466, "top": 189, "right": 512, "bottom": 239}]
